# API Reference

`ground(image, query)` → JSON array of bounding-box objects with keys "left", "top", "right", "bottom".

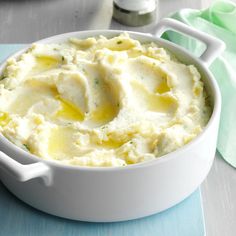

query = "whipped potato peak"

[{"left": 0, "top": 33, "right": 211, "bottom": 167}]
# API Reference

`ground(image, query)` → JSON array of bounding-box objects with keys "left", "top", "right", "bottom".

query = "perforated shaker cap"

[{"left": 113, "top": 0, "right": 157, "bottom": 27}]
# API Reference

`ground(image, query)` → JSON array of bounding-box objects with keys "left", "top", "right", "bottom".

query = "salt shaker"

[{"left": 113, "top": 0, "right": 157, "bottom": 26}]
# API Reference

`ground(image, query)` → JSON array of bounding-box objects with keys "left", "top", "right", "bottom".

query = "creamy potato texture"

[{"left": 0, "top": 33, "right": 211, "bottom": 167}]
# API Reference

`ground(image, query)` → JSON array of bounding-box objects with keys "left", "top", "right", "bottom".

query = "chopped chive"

[
  {"left": 117, "top": 40, "right": 122, "bottom": 44},
  {"left": 0, "top": 75, "right": 6, "bottom": 81},
  {"left": 23, "top": 144, "right": 30, "bottom": 151},
  {"left": 62, "top": 56, "right": 65, "bottom": 61},
  {"left": 94, "top": 78, "right": 99, "bottom": 85}
]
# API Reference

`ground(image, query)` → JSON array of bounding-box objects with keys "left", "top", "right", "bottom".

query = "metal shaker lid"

[{"left": 113, "top": 0, "right": 157, "bottom": 27}]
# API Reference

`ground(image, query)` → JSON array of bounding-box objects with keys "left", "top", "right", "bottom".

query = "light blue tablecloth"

[{"left": 0, "top": 45, "right": 205, "bottom": 236}]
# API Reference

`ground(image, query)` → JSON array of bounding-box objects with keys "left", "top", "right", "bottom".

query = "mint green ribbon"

[{"left": 163, "top": 0, "right": 236, "bottom": 167}]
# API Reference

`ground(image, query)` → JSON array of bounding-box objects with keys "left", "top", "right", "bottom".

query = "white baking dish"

[{"left": 0, "top": 19, "right": 225, "bottom": 222}]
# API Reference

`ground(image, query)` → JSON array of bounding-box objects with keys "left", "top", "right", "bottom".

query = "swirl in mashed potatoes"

[{"left": 0, "top": 33, "right": 211, "bottom": 167}]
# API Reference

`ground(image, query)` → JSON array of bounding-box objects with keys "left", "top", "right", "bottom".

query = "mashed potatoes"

[{"left": 0, "top": 33, "right": 211, "bottom": 167}]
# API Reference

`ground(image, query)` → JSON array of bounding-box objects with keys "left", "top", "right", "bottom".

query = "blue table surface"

[{"left": 0, "top": 45, "right": 205, "bottom": 236}]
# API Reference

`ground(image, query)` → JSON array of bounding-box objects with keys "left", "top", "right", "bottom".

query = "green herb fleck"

[
  {"left": 129, "top": 141, "right": 133, "bottom": 144},
  {"left": 117, "top": 40, "right": 123, "bottom": 44},
  {"left": 117, "top": 102, "right": 120, "bottom": 107},
  {"left": 23, "top": 144, "right": 30, "bottom": 151},
  {"left": 62, "top": 56, "right": 65, "bottom": 61},
  {"left": 94, "top": 78, "right": 99, "bottom": 85},
  {"left": 0, "top": 75, "right": 6, "bottom": 81}
]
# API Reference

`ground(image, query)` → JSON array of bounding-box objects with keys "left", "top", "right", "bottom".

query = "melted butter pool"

[
  {"left": 55, "top": 95, "right": 84, "bottom": 122},
  {"left": 31, "top": 56, "right": 59, "bottom": 74},
  {"left": 131, "top": 82, "right": 178, "bottom": 113},
  {"left": 89, "top": 103, "right": 118, "bottom": 125}
]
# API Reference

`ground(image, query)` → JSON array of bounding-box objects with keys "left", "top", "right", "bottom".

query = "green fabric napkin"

[{"left": 163, "top": 0, "right": 236, "bottom": 167}]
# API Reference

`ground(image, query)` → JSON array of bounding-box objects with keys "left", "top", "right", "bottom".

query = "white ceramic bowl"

[{"left": 0, "top": 19, "right": 225, "bottom": 222}]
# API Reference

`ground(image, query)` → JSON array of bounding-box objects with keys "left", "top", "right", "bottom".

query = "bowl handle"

[
  {"left": 154, "top": 18, "right": 225, "bottom": 66},
  {"left": 0, "top": 151, "right": 52, "bottom": 186}
]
